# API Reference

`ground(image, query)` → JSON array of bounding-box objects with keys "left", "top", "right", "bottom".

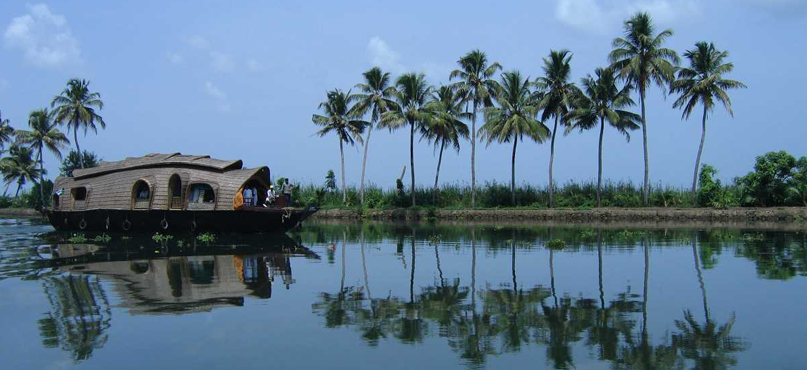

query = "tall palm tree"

[
  {"left": 0, "top": 144, "right": 41, "bottom": 197},
  {"left": 353, "top": 67, "right": 397, "bottom": 205},
  {"left": 0, "top": 109, "right": 14, "bottom": 155},
  {"left": 312, "top": 89, "right": 368, "bottom": 204},
  {"left": 380, "top": 73, "right": 432, "bottom": 206},
  {"left": 51, "top": 79, "right": 105, "bottom": 170},
  {"left": 609, "top": 12, "right": 679, "bottom": 205},
  {"left": 568, "top": 68, "right": 641, "bottom": 207},
  {"left": 423, "top": 86, "right": 470, "bottom": 203},
  {"left": 536, "top": 50, "right": 578, "bottom": 208},
  {"left": 450, "top": 50, "right": 502, "bottom": 208},
  {"left": 481, "top": 71, "right": 550, "bottom": 205},
  {"left": 672, "top": 42, "right": 746, "bottom": 204},
  {"left": 16, "top": 109, "right": 70, "bottom": 207}
]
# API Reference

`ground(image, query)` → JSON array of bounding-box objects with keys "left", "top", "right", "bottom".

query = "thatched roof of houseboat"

[{"left": 73, "top": 152, "right": 243, "bottom": 180}]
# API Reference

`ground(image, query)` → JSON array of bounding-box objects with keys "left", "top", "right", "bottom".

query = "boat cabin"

[{"left": 52, "top": 153, "right": 273, "bottom": 212}]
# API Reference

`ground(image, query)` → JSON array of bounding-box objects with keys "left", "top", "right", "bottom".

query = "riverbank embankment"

[
  {"left": 312, "top": 207, "right": 807, "bottom": 223},
  {"left": 0, "top": 208, "right": 41, "bottom": 217}
]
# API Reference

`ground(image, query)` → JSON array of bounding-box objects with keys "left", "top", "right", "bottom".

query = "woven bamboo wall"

[{"left": 53, "top": 153, "right": 270, "bottom": 212}]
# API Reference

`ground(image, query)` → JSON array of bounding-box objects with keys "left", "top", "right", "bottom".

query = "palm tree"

[
  {"left": 0, "top": 109, "right": 14, "bottom": 155},
  {"left": 312, "top": 89, "right": 368, "bottom": 203},
  {"left": 423, "top": 86, "right": 470, "bottom": 203},
  {"left": 51, "top": 79, "right": 105, "bottom": 169},
  {"left": 0, "top": 144, "right": 41, "bottom": 197},
  {"left": 450, "top": 50, "right": 502, "bottom": 208},
  {"left": 536, "top": 50, "right": 578, "bottom": 208},
  {"left": 481, "top": 71, "right": 550, "bottom": 205},
  {"left": 380, "top": 73, "right": 432, "bottom": 206},
  {"left": 568, "top": 68, "right": 641, "bottom": 207},
  {"left": 609, "top": 12, "right": 679, "bottom": 205},
  {"left": 353, "top": 67, "right": 397, "bottom": 205},
  {"left": 16, "top": 109, "right": 70, "bottom": 207},
  {"left": 671, "top": 42, "right": 746, "bottom": 204}
]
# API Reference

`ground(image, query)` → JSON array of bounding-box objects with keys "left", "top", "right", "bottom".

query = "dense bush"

[
  {"left": 735, "top": 151, "right": 807, "bottom": 207},
  {"left": 60, "top": 150, "right": 100, "bottom": 177}
]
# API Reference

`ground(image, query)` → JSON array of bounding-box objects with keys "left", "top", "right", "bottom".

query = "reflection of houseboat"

[
  {"left": 44, "top": 242, "right": 305, "bottom": 315},
  {"left": 46, "top": 153, "right": 316, "bottom": 233}
]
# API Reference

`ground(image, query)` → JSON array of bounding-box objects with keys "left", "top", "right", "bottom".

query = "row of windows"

[{"left": 54, "top": 174, "right": 217, "bottom": 210}]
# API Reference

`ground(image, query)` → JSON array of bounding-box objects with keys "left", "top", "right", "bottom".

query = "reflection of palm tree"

[
  {"left": 672, "top": 311, "right": 747, "bottom": 370},
  {"left": 676, "top": 233, "right": 748, "bottom": 369},
  {"left": 38, "top": 275, "right": 112, "bottom": 362}
]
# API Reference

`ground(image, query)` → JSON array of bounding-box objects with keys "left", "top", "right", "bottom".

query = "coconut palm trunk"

[
  {"left": 691, "top": 106, "right": 708, "bottom": 205},
  {"left": 597, "top": 117, "right": 605, "bottom": 207},
  {"left": 72, "top": 121, "right": 84, "bottom": 169},
  {"left": 339, "top": 139, "right": 346, "bottom": 203},
  {"left": 433, "top": 140, "right": 445, "bottom": 204},
  {"left": 410, "top": 121, "right": 416, "bottom": 207},
  {"left": 38, "top": 149, "right": 46, "bottom": 207},
  {"left": 640, "top": 89, "right": 649, "bottom": 205},
  {"left": 511, "top": 138, "right": 518, "bottom": 205},
  {"left": 471, "top": 102, "right": 477, "bottom": 209},
  {"left": 360, "top": 125, "right": 373, "bottom": 204},
  {"left": 409, "top": 229, "right": 416, "bottom": 303},
  {"left": 549, "top": 116, "right": 559, "bottom": 208},
  {"left": 597, "top": 229, "right": 604, "bottom": 309},
  {"left": 15, "top": 179, "right": 23, "bottom": 198}
]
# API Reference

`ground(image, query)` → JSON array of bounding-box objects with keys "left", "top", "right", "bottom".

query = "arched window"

[
  {"left": 168, "top": 174, "right": 183, "bottom": 209},
  {"left": 187, "top": 183, "right": 216, "bottom": 210},
  {"left": 52, "top": 194, "right": 60, "bottom": 210},
  {"left": 132, "top": 180, "right": 152, "bottom": 209}
]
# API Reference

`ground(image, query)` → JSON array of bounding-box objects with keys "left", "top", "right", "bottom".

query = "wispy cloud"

[
  {"left": 367, "top": 36, "right": 404, "bottom": 74},
  {"left": 209, "top": 51, "right": 234, "bottom": 73},
  {"left": 554, "top": 0, "right": 700, "bottom": 34},
  {"left": 3, "top": 4, "right": 81, "bottom": 68},
  {"left": 166, "top": 51, "right": 183, "bottom": 65},
  {"left": 366, "top": 36, "right": 449, "bottom": 82},
  {"left": 246, "top": 58, "right": 263, "bottom": 72},
  {"left": 204, "top": 81, "right": 230, "bottom": 112},
  {"left": 186, "top": 35, "right": 210, "bottom": 50}
]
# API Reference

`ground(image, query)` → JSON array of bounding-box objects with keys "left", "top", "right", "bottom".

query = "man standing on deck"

[{"left": 282, "top": 179, "right": 293, "bottom": 207}]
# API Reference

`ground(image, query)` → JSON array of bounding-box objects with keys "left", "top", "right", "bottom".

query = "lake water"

[{"left": 1, "top": 217, "right": 806, "bottom": 370}]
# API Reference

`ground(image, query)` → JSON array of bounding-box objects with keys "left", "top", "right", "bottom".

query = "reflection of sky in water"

[{"left": 0, "top": 218, "right": 806, "bottom": 369}]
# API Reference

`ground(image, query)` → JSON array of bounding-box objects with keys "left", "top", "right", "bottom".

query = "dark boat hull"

[{"left": 45, "top": 207, "right": 317, "bottom": 234}]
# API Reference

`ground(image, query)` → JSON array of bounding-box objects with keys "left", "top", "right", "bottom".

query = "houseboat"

[{"left": 46, "top": 153, "right": 316, "bottom": 233}]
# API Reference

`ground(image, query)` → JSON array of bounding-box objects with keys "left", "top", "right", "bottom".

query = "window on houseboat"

[
  {"left": 72, "top": 187, "right": 87, "bottom": 200},
  {"left": 135, "top": 181, "right": 150, "bottom": 200},
  {"left": 189, "top": 184, "right": 215, "bottom": 203}
]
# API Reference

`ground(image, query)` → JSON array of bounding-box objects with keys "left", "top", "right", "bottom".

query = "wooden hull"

[{"left": 45, "top": 207, "right": 317, "bottom": 234}]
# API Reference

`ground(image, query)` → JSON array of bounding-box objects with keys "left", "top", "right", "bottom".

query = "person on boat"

[
  {"left": 282, "top": 179, "right": 293, "bottom": 206},
  {"left": 243, "top": 188, "right": 253, "bottom": 206},
  {"left": 264, "top": 185, "right": 276, "bottom": 207}
]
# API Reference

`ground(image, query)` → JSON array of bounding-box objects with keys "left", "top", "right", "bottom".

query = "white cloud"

[
  {"left": 3, "top": 4, "right": 81, "bottom": 68},
  {"left": 166, "top": 51, "right": 183, "bottom": 65},
  {"left": 186, "top": 35, "right": 210, "bottom": 50},
  {"left": 367, "top": 36, "right": 404, "bottom": 73},
  {"left": 209, "top": 51, "right": 234, "bottom": 72},
  {"left": 246, "top": 58, "right": 263, "bottom": 72},
  {"left": 366, "top": 36, "right": 447, "bottom": 81},
  {"left": 554, "top": 0, "right": 699, "bottom": 34},
  {"left": 203, "top": 81, "right": 230, "bottom": 112}
]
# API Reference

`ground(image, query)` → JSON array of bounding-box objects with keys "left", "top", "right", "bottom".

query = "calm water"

[{"left": 1, "top": 218, "right": 806, "bottom": 370}]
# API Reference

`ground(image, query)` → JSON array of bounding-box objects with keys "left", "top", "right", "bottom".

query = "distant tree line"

[{"left": 312, "top": 11, "right": 757, "bottom": 209}]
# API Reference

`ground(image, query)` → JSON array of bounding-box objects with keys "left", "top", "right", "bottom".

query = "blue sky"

[{"left": 0, "top": 0, "right": 805, "bottom": 190}]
